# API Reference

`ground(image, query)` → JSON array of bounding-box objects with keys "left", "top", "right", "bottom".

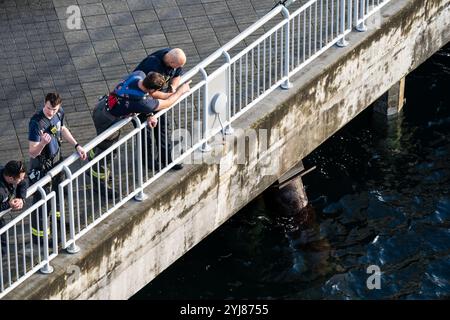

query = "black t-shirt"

[
  {"left": 28, "top": 109, "right": 64, "bottom": 158},
  {"left": 133, "top": 48, "right": 183, "bottom": 87}
]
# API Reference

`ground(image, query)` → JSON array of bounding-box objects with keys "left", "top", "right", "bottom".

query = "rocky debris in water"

[
  {"left": 359, "top": 232, "right": 424, "bottom": 267},
  {"left": 420, "top": 257, "right": 450, "bottom": 298},
  {"left": 418, "top": 226, "right": 450, "bottom": 254},
  {"left": 345, "top": 226, "right": 376, "bottom": 246},
  {"left": 335, "top": 264, "right": 345, "bottom": 272},
  {"left": 336, "top": 193, "right": 369, "bottom": 226},
  {"left": 322, "top": 201, "right": 343, "bottom": 215},
  {"left": 366, "top": 195, "right": 406, "bottom": 230},
  {"left": 426, "top": 198, "right": 450, "bottom": 225},
  {"left": 423, "top": 169, "right": 449, "bottom": 184},
  {"left": 321, "top": 193, "right": 370, "bottom": 225},
  {"left": 319, "top": 220, "right": 348, "bottom": 241},
  {"left": 322, "top": 272, "right": 356, "bottom": 299},
  {"left": 292, "top": 227, "right": 324, "bottom": 246}
]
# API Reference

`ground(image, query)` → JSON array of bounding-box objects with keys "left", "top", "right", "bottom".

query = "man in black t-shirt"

[
  {"left": 28, "top": 93, "right": 87, "bottom": 243},
  {"left": 134, "top": 48, "right": 187, "bottom": 170},
  {"left": 134, "top": 48, "right": 185, "bottom": 97}
]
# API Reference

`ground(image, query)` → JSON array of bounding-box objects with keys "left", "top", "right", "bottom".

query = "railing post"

[
  {"left": 200, "top": 67, "right": 211, "bottom": 152},
  {"left": 222, "top": 50, "right": 234, "bottom": 135},
  {"left": 356, "top": 0, "right": 367, "bottom": 31},
  {"left": 337, "top": 0, "right": 349, "bottom": 47},
  {"left": 280, "top": 6, "right": 292, "bottom": 90},
  {"left": 133, "top": 116, "right": 148, "bottom": 202},
  {"left": 38, "top": 186, "right": 54, "bottom": 274},
  {"left": 58, "top": 179, "right": 66, "bottom": 249},
  {"left": 63, "top": 166, "right": 80, "bottom": 254},
  {"left": 50, "top": 191, "right": 58, "bottom": 256},
  {"left": 348, "top": 0, "right": 353, "bottom": 32}
]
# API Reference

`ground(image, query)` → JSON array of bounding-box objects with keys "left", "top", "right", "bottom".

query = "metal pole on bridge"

[
  {"left": 281, "top": 6, "right": 293, "bottom": 90},
  {"left": 38, "top": 186, "right": 54, "bottom": 274}
]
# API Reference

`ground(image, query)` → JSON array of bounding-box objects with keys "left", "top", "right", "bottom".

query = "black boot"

[
  {"left": 92, "top": 180, "right": 119, "bottom": 200},
  {"left": 32, "top": 235, "right": 54, "bottom": 248},
  {"left": 0, "top": 218, "right": 6, "bottom": 255},
  {"left": 172, "top": 163, "right": 184, "bottom": 170}
]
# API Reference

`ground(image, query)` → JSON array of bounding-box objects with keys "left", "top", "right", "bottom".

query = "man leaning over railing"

[
  {"left": 0, "top": 160, "right": 28, "bottom": 254},
  {"left": 88, "top": 71, "right": 191, "bottom": 196},
  {"left": 28, "top": 93, "right": 87, "bottom": 245},
  {"left": 134, "top": 48, "right": 187, "bottom": 171}
]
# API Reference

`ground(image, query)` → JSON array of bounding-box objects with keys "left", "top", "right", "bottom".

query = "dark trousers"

[
  {"left": 30, "top": 154, "right": 64, "bottom": 239},
  {"left": 139, "top": 112, "right": 173, "bottom": 171},
  {"left": 0, "top": 217, "right": 6, "bottom": 251},
  {"left": 90, "top": 97, "right": 121, "bottom": 182}
]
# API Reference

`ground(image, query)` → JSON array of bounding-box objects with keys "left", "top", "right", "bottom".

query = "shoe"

[
  {"left": 172, "top": 163, "right": 184, "bottom": 170},
  {"left": 151, "top": 161, "right": 183, "bottom": 171}
]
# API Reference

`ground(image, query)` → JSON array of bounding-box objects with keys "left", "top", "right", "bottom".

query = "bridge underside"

[{"left": 5, "top": 0, "right": 450, "bottom": 299}]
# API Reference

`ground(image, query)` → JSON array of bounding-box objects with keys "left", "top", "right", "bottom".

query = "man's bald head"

[{"left": 164, "top": 48, "right": 186, "bottom": 69}]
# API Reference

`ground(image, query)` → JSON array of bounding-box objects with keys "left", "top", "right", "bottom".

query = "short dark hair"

[
  {"left": 3, "top": 160, "right": 26, "bottom": 178},
  {"left": 142, "top": 72, "right": 165, "bottom": 91},
  {"left": 45, "top": 92, "right": 62, "bottom": 108}
]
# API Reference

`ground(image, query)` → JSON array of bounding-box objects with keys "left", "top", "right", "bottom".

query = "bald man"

[
  {"left": 134, "top": 48, "right": 186, "bottom": 99},
  {"left": 134, "top": 48, "right": 187, "bottom": 170}
]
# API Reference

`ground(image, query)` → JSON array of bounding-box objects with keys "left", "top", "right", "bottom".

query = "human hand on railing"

[
  {"left": 76, "top": 145, "right": 87, "bottom": 161},
  {"left": 39, "top": 130, "right": 52, "bottom": 145},
  {"left": 147, "top": 114, "right": 158, "bottom": 128},
  {"left": 10, "top": 198, "right": 24, "bottom": 210},
  {"left": 177, "top": 80, "right": 192, "bottom": 95}
]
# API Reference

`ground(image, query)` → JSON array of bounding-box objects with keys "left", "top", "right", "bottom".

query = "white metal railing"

[
  {"left": 0, "top": 0, "right": 392, "bottom": 298},
  {"left": 354, "top": 0, "right": 392, "bottom": 31},
  {"left": 0, "top": 189, "right": 58, "bottom": 297}
]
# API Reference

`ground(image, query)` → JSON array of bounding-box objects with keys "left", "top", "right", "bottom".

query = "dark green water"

[{"left": 132, "top": 42, "right": 450, "bottom": 300}]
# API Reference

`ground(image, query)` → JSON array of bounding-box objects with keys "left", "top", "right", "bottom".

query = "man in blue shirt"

[
  {"left": 90, "top": 71, "right": 190, "bottom": 191},
  {"left": 134, "top": 48, "right": 187, "bottom": 170},
  {"left": 28, "top": 93, "right": 87, "bottom": 243}
]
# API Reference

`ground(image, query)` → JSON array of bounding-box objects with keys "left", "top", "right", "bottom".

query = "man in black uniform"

[
  {"left": 28, "top": 93, "right": 87, "bottom": 243},
  {"left": 134, "top": 48, "right": 187, "bottom": 170},
  {"left": 89, "top": 71, "right": 191, "bottom": 189},
  {"left": 0, "top": 160, "right": 28, "bottom": 252}
]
